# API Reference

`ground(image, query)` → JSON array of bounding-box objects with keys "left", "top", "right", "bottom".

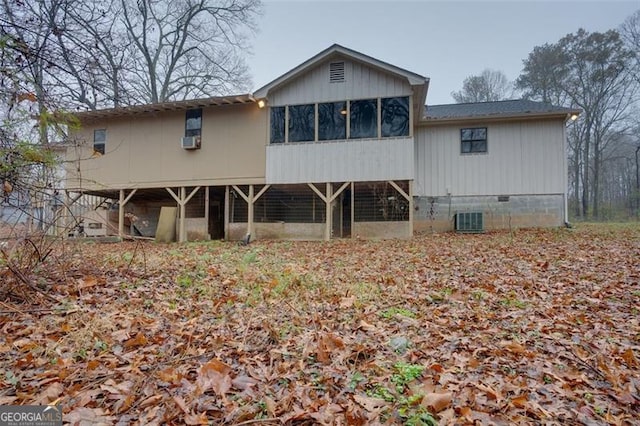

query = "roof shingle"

[{"left": 423, "top": 99, "right": 579, "bottom": 120}]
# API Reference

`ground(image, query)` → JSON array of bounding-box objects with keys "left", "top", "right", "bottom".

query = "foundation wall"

[
  {"left": 414, "top": 194, "right": 564, "bottom": 233},
  {"left": 255, "top": 222, "right": 325, "bottom": 240},
  {"left": 184, "top": 218, "right": 209, "bottom": 241},
  {"left": 353, "top": 221, "right": 412, "bottom": 239}
]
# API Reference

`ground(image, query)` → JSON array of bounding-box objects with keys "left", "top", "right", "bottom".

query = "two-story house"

[{"left": 64, "top": 44, "right": 579, "bottom": 241}]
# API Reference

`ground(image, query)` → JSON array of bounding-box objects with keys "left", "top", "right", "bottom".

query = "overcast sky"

[{"left": 245, "top": 0, "right": 639, "bottom": 105}]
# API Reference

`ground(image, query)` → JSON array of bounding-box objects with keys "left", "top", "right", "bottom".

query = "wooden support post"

[
  {"left": 116, "top": 189, "right": 138, "bottom": 239},
  {"left": 325, "top": 182, "right": 332, "bottom": 241},
  {"left": 179, "top": 187, "right": 186, "bottom": 243},
  {"left": 409, "top": 180, "right": 414, "bottom": 237},
  {"left": 247, "top": 185, "right": 254, "bottom": 239},
  {"left": 351, "top": 182, "right": 355, "bottom": 238},
  {"left": 224, "top": 186, "right": 230, "bottom": 240},
  {"left": 166, "top": 186, "right": 200, "bottom": 242},
  {"left": 118, "top": 190, "right": 125, "bottom": 238},
  {"left": 204, "top": 186, "right": 210, "bottom": 239}
]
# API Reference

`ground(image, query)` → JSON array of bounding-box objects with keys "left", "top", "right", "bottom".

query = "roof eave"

[
  {"left": 418, "top": 110, "right": 581, "bottom": 126},
  {"left": 72, "top": 94, "right": 255, "bottom": 121}
]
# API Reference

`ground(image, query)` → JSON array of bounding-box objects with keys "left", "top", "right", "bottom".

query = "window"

[
  {"left": 93, "top": 129, "right": 106, "bottom": 155},
  {"left": 461, "top": 127, "right": 487, "bottom": 153},
  {"left": 268, "top": 96, "right": 411, "bottom": 144},
  {"left": 318, "top": 101, "right": 346, "bottom": 141},
  {"left": 381, "top": 96, "right": 409, "bottom": 137},
  {"left": 270, "top": 107, "right": 285, "bottom": 144},
  {"left": 350, "top": 99, "right": 377, "bottom": 139},
  {"left": 288, "top": 104, "right": 315, "bottom": 142},
  {"left": 185, "top": 108, "right": 202, "bottom": 137}
]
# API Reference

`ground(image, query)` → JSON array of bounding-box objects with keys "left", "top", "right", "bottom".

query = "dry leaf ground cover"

[{"left": 1, "top": 224, "right": 639, "bottom": 425}]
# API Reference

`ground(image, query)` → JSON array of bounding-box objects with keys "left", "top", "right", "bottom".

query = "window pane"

[
  {"left": 461, "top": 141, "right": 471, "bottom": 153},
  {"left": 350, "top": 99, "right": 377, "bottom": 139},
  {"left": 185, "top": 109, "right": 202, "bottom": 137},
  {"left": 270, "top": 107, "right": 285, "bottom": 144},
  {"left": 94, "top": 129, "right": 106, "bottom": 143},
  {"left": 472, "top": 128, "right": 486, "bottom": 140},
  {"left": 318, "top": 102, "right": 346, "bottom": 141},
  {"left": 288, "top": 104, "right": 315, "bottom": 142},
  {"left": 381, "top": 97, "right": 409, "bottom": 137},
  {"left": 461, "top": 128, "right": 474, "bottom": 141},
  {"left": 472, "top": 140, "right": 487, "bottom": 152},
  {"left": 94, "top": 129, "right": 106, "bottom": 154}
]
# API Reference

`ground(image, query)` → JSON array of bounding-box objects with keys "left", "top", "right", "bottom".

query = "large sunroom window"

[
  {"left": 319, "top": 101, "right": 346, "bottom": 141},
  {"left": 288, "top": 104, "right": 315, "bottom": 142},
  {"left": 269, "top": 95, "right": 410, "bottom": 143},
  {"left": 381, "top": 96, "right": 410, "bottom": 137},
  {"left": 349, "top": 99, "right": 377, "bottom": 139}
]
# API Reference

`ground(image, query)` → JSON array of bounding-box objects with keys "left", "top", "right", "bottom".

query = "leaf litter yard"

[{"left": 1, "top": 225, "right": 639, "bottom": 425}]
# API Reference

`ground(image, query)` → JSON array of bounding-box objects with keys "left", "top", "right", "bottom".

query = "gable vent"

[{"left": 329, "top": 62, "right": 345, "bottom": 83}]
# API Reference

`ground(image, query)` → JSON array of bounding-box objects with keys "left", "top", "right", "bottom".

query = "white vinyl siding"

[
  {"left": 414, "top": 120, "right": 566, "bottom": 197},
  {"left": 268, "top": 59, "right": 411, "bottom": 106},
  {"left": 266, "top": 137, "right": 414, "bottom": 184}
]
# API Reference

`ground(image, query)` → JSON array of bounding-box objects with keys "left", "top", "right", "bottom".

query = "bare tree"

[
  {"left": 518, "top": 29, "right": 637, "bottom": 219},
  {"left": 1, "top": 0, "right": 262, "bottom": 109},
  {"left": 451, "top": 69, "right": 514, "bottom": 103},
  {"left": 121, "top": 0, "right": 261, "bottom": 104},
  {"left": 620, "top": 9, "right": 640, "bottom": 84}
]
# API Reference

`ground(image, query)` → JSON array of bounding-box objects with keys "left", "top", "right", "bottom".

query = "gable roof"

[
  {"left": 253, "top": 44, "right": 429, "bottom": 99},
  {"left": 253, "top": 44, "right": 429, "bottom": 121},
  {"left": 422, "top": 99, "right": 580, "bottom": 123}
]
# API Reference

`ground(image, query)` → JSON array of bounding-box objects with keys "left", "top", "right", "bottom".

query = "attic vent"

[{"left": 329, "top": 62, "right": 345, "bottom": 83}]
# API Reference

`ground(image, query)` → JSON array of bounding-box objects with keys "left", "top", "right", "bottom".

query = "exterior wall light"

[
  {"left": 570, "top": 114, "right": 578, "bottom": 121},
  {"left": 257, "top": 99, "right": 266, "bottom": 108}
]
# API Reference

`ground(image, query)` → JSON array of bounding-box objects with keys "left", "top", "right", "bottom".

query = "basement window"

[
  {"left": 461, "top": 127, "right": 487, "bottom": 154},
  {"left": 93, "top": 129, "right": 106, "bottom": 155}
]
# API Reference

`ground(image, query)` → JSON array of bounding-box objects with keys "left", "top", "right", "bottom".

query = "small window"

[
  {"left": 270, "top": 107, "right": 285, "bottom": 144},
  {"left": 318, "top": 101, "right": 346, "bottom": 141},
  {"left": 381, "top": 96, "right": 410, "bottom": 137},
  {"left": 185, "top": 108, "right": 202, "bottom": 137},
  {"left": 461, "top": 127, "right": 487, "bottom": 154},
  {"left": 350, "top": 99, "right": 377, "bottom": 139},
  {"left": 93, "top": 129, "right": 106, "bottom": 155},
  {"left": 288, "top": 104, "right": 315, "bottom": 142}
]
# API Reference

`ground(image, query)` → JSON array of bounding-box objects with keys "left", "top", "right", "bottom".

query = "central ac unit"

[
  {"left": 181, "top": 136, "right": 201, "bottom": 150},
  {"left": 456, "top": 212, "right": 484, "bottom": 233}
]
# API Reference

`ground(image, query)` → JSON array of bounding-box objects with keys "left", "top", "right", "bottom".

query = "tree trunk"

[
  {"left": 593, "top": 144, "right": 600, "bottom": 219},
  {"left": 581, "top": 119, "right": 592, "bottom": 218}
]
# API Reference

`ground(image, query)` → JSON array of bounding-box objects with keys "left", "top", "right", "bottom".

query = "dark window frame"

[
  {"left": 288, "top": 103, "right": 315, "bottom": 143},
  {"left": 185, "top": 108, "right": 202, "bottom": 137},
  {"left": 318, "top": 101, "right": 346, "bottom": 141},
  {"left": 460, "top": 127, "right": 488, "bottom": 154},
  {"left": 270, "top": 106, "right": 286, "bottom": 144},
  {"left": 93, "top": 129, "right": 106, "bottom": 155},
  {"left": 268, "top": 96, "right": 412, "bottom": 144},
  {"left": 349, "top": 98, "right": 378, "bottom": 139},
  {"left": 381, "top": 96, "right": 410, "bottom": 138}
]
